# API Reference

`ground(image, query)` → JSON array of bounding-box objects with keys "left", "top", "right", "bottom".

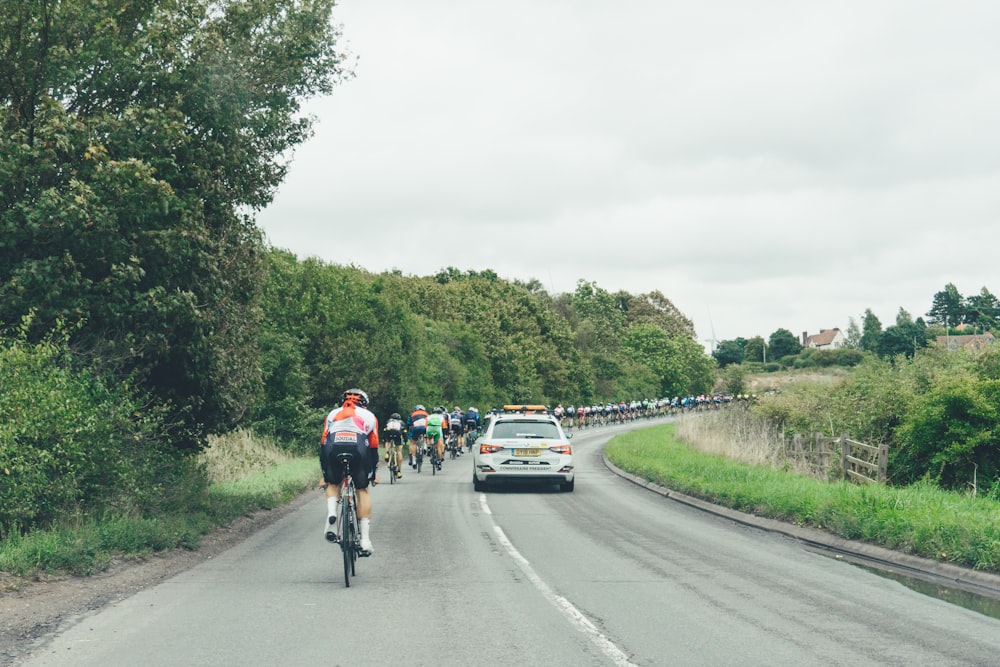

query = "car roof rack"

[{"left": 501, "top": 404, "right": 551, "bottom": 414}]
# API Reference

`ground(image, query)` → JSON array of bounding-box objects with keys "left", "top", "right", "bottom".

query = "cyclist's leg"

[
  {"left": 355, "top": 459, "right": 374, "bottom": 554},
  {"left": 321, "top": 441, "right": 344, "bottom": 541},
  {"left": 393, "top": 444, "right": 403, "bottom": 477},
  {"left": 436, "top": 433, "right": 445, "bottom": 463}
]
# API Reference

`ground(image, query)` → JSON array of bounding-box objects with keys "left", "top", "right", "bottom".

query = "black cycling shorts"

[
  {"left": 384, "top": 431, "right": 404, "bottom": 446},
  {"left": 321, "top": 431, "right": 372, "bottom": 490}
]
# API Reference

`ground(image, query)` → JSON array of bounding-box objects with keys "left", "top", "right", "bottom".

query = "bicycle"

[
  {"left": 427, "top": 436, "right": 442, "bottom": 475},
  {"left": 331, "top": 451, "right": 362, "bottom": 587},
  {"left": 384, "top": 443, "right": 400, "bottom": 484},
  {"left": 447, "top": 433, "right": 459, "bottom": 459},
  {"left": 414, "top": 437, "right": 424, "bottom": 473}
]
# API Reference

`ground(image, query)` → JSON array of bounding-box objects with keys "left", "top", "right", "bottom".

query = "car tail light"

[
  {"left": 479, "top": 443, "right": 503, "bottom": 454},
  {"left": 549, "top": 444, "right": 572, "bottom": 454}
]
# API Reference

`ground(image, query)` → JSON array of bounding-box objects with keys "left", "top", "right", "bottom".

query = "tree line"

[{"left": 711, "top": 283, "right": 998, "bottom": 368}]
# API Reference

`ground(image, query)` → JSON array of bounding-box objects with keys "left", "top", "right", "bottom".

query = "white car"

[{"left": 472, "top": 405, "right": 574, "bottom": 492}]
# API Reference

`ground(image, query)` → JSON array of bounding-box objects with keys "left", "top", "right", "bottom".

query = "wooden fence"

[{"left": 783, "top": 433, "right": 888, "bottom": 484}]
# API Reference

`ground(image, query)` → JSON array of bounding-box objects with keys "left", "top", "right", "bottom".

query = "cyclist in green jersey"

[{"left": 426, "top": 406, "right": 447, "bottom": 470}]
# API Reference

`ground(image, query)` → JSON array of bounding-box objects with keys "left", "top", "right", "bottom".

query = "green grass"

[
  {"left": 0, "top": 457, "right": 318, "bottom": 581},
  {"left": 605, "top": 424, "right": 1000, "bottom": 573}
]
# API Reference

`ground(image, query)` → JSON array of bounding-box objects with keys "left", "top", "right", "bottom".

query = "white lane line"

[{"left": 479, "top": 494, "right": 636, "bottom": 667}]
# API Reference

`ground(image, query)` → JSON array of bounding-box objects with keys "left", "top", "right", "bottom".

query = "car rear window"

[{"left": 491, "top": 420, "right": 560, "bottom": 439}]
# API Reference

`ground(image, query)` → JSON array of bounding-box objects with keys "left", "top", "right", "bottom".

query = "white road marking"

[{"left": 478, "top": 494, "right": 636, "bottom": 667}]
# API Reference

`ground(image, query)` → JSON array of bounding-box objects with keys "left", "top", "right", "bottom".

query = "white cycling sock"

[
  {"left": 359, "top": 518, "right": 370, "bottom": 541},
  {"left": 327, "top": 496, "right": 338, "bottom": 520}
]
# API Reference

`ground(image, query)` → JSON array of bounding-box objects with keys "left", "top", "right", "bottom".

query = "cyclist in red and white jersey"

[{"left": 320, "top": 388, "right": 379, "bottom": 555}]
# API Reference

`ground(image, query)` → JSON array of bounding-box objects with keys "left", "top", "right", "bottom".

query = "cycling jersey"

[
  {"left": 321, "top": 402, "right": 379, "bottom": 489},
  {"left": 408, "top": 408, "right": 429, "bottom": 439},
  {"left": 426, "top": 412, "right": 445, "bottom": 439}
]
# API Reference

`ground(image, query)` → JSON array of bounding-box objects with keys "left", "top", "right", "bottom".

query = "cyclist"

[
  {"left": 383, "top": 412, "right": 406, "bottom": 479},
  {"left": 407, "top": 405, "right": 429, "bottom": 469},
  {"left": 448, "top": 406, "right": 465, "bottom": 453},
  {"left": 464, "top": 406, "right": 481, "bottom": 446},
  {"left": 320, "top": 388, "right": 379, "bottom": 555},
  {"left": 426, "top": 406, "right": 446, "bottom": 470}
]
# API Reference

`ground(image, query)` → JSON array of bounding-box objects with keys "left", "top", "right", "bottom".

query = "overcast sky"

[{"left": 255, "top": 0, "right": 1000, "bottom": 350}]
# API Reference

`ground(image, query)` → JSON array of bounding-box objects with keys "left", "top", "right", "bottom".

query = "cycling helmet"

[
  {"left": 390, "top": 412, "right": 401, "bottom": 420},
  {"left": 434, "top": 406, "right": 444, "bottom": 414},
  {"left": 342, "top": 388, "right": 369, "bottom": 407},
  {"left": 415, "top": 404, "right": 425, "bottom": 411}
]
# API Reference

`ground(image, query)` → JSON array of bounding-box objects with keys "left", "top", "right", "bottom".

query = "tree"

[
  {"left": 844, "top": 316, "right": 862, "bottom": 349},
  {"left": 0, "top": 0, "right": 348, "bottom": 449},
  {"left": 744, "top": 336, "right": 767, "bottom": 363},
  {"left": 965, "top": 287, "right": 999, "bottom": 331},
  {"left": 712, "top": 339, "right": 745, "bottom": 367},
  {"left": 768, "top": 328, "right": 802, "bottom": 360},
  {"left": 878, "top": 309, "right": 928, "bottom": 359},
  {"left": 859, "top": 309, "right": 883, "bottom": 353},
  {"left": 926, "top": 283, "right": 966, "bottom": 328}
]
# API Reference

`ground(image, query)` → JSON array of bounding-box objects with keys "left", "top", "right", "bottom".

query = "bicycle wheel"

[
  {"left": 340, "top": 494, "right": 352, "bottom": 587},
  {"left": 431, "top": 449, "right": 437, "bottom": 475}
]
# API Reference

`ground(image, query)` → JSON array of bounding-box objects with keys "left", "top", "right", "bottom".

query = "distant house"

[
  {"left": 802, "top": 328, "right": 846, "bottom": 349},
  {"left": 935, "top": 332, "right": 996, "bottom": 351}
]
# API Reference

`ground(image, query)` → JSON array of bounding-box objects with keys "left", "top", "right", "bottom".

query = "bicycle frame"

[{"left": 334, "top": 452, "right": 361, "bottom": 587}]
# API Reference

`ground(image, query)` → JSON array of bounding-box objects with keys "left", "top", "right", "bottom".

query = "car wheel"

[
  {"left": 473, "top": 473, "right": 485, "bottom": 492},
  {"left": 560, "top": 479, "right": 574, "bottom": 492}
]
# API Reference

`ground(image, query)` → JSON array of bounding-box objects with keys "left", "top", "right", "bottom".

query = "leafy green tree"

[
  {"left": 926, "top": 283, "right": 966, "bottom": 328},
  {"left": 844, "top": 317, "right": 862, "bottom": 349},
  {"left": 743, "top": 336, "right": 767, "bottom": 363},
  {"left": 965, "top": 287, "right": 999, "bottom": 331},
  {"left": 878, "top": 309, "right": 928, "bottom": 359},
  {"left": 768, "top": 328, "right": 802, "bottom": 360},
  {"left": 859, "top": 309, "right": 883, "bottom": 353},
  {"left": 721, "top": 364, "right": 746, "bottom": 396},
  {"left": 712, "top": 339, "right": 745, "bottom": 367},
  {"left": 0, "top": 0, "right": 348, "bottom": 449},
  {"left": 570, "top": 280, "right": 627, "bottom": 352}
]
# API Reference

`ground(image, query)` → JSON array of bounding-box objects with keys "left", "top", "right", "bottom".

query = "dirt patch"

[{"left": 0, "top": 490, "right": 315, "bottom": 665}]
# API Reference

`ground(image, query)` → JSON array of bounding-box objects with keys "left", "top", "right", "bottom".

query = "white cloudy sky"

[{"left": 255, "top": 0, "right": 1000, "bottom": 348}]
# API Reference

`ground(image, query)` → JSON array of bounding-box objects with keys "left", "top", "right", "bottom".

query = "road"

[{"left": 20, "top": 420, "right": 1000, "bottom": 666}]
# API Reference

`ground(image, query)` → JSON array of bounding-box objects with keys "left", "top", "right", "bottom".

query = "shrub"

[{"left": 0, "top": 334, "right": 172, "bottom": 538}]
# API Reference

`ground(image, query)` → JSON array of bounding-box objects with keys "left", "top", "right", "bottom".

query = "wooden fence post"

[
  {"left": 878, "top": 443, "right": 888, "bottom": 483},
  {"left": 840, "top": 434, "right": 849, "bottom": 481}
]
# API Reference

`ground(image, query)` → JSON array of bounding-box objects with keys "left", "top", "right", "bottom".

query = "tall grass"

[
  {"left": 606, "top": 424, "right": 1000, "bottom": 572},
  {"left": 0, "top": 431, "right": 317, "bottom": 581}
]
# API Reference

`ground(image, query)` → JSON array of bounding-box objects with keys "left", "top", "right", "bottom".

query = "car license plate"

[{"left": 513, "top": 448, "right": 541, "bottom": 456}]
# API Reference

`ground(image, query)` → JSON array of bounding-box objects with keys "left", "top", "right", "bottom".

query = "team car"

[{"left": 472, "top": 405, "right": 574, "bottom": 492}]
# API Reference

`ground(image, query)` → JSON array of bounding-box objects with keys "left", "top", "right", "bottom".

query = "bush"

[
  {"left": 0, "top": 334, "right": 173, "bottom": 539},
  {"left": 893, "top": 374, "right": 1000, "bottom": 490}
]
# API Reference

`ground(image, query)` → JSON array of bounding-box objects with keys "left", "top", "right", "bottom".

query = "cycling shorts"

[
  {"left": 409, "top": 426, "right": 426, "bottom": 441},
  {"left": 426, "top": 427, "right": 443, "bottom": 442},
  {"left": 321, "top": 431, "right": 372, "bottom": 490},
  {"left": 384, "top": 431, "right": 404, "bottom": 446}
]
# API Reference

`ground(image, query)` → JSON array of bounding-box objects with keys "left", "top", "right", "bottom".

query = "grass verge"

[
  {"left": 0, "top": 434, "right": 317, "bottom": 581},
  {"left": 605, "top": 424, "right": 1000, "bottom": 573}
]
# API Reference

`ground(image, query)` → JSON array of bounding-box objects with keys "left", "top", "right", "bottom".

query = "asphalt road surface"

[{"left": 20, "top": 421, "right": 1000, "bottom": 666}]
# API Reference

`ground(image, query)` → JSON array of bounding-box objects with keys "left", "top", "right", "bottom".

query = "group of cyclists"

[
  {"left": 551, "top": 394, "right": 751, "bottom": 429},
  {"left": 317, "top": 387, "right": 750, "bottom": 558},
  {"left": 395, "top": 404, "right": 482, "bottom": 473}
]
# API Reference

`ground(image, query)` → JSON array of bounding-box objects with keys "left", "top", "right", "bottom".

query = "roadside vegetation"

[
  {"left": 605, "top": 423, "right": 1000, "bottom": 573},
  {"left": 0, "top": 431, "right": 315, "bottom": 582}
]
